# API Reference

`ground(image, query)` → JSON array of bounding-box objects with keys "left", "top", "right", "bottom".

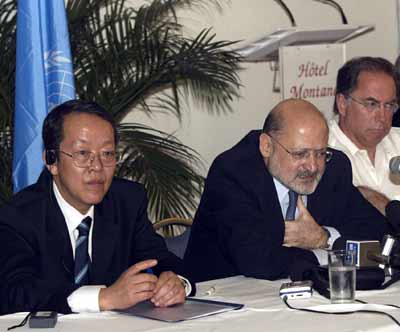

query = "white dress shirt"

[
  {"left": 273, "top": 179, "right": 340, "bottom": 265},
  {"left": 53, "top": 181, "right": 103, "bottom": 313},
  {"left": 329, "top": 119, "right": 400, "bottom": 201}
]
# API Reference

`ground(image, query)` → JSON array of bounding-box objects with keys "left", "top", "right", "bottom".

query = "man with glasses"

[
  {"left": 0, "top": 100, "right": 192, "bottom": 314},
  {"left": 184, "top": 99, "right": 389, "bottom": 282},
  {"left": 329, "top": 57, "right": 400, "bottom": 215}
]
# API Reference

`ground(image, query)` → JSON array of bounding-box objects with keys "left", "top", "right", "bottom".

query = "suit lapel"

[
  {"left": 46, "top": 190, "right": 74, "bottom": 279},
  {"left": 243, "top": 148, "right": 286, "bottom": 244},
  {"left": 91, "top": 198, "right": 118, "bottom": 283},
  {"left": 242, "top": 131, "right": 283, "bottom": 222},
  {"left": 252, "top": 153, "right": 283, "bottom": 222}
]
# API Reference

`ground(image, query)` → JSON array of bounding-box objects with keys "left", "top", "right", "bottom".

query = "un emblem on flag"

[{"left": 44, "top": 50, "right": 75, "bottom": 110}]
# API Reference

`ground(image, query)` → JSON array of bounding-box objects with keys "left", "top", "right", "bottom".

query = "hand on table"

[
  {"left": 99, "top": 259, "right": 158, "bottom": 311},
  {"left": 151, "top": 271, "right": 186, "bottom": 307}
]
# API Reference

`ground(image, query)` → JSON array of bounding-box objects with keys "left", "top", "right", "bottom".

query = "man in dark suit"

[
  {"left": 0, "top": 100, "right": 192, "bottom": 314},
  {"left": 184, "top": 99, "right": 390, "bottom": 282}
]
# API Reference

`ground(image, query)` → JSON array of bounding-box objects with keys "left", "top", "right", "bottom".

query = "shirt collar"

[
  {"left": 272, "top": 177, "right": 307, "bottom": 211},
  {"left": 273, "top": 178, "right": 290, "bottom": 204},
  {"left": 329, "top": 119, "right": 360, "bottom": 156},
  {"left": 330, "top": 118, "right": 393, "bottom": 158},
  {"left": 53, "top": 181, "right": 94, "bottom": 234}
]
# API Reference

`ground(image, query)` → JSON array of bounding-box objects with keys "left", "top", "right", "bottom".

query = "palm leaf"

[
  {"left": 0, "top": 0, "right": 16, "bottom": 203},
  {"left": 117, "top": 123, "right": 204, "bottom": 220},
  {"left": 67, "top": 0, "right": 242, "bottom": 122},
  {"left": 0, "top": 0, "right": 242, "bottom": 219}
]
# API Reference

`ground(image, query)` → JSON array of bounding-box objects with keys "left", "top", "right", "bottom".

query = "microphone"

[
  {"left": 312, "top": 0, "right": 348, "bottom": 24},
  {"left": 346, "top": 240, "right": 380, "bottom": 267},
  {"left": 369, "top": 235, "right": 400, "bottom": 271},
  {"left": 385, "top": 200, "right": 400, "bottom": 234},
  {"left": 347, "top": 238, "right": 400, "bottom": 271},
  {"left": 366, "top": 235, "right": 396, "bottom": 268},
  {"left": 366, "top": 201, "right": 400, "bottom": 273},
  {"left": 389, "top": 156, "right": 400, "bottom": 174},
  {"left": 347, "top": 201, "right": 400, "bottom": 274}
]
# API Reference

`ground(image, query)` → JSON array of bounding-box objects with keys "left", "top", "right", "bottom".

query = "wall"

[{"left": 125, "top": 0, "right": 399, "bottom": 174}]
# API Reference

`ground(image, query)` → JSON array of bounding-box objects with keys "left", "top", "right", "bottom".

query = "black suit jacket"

[
  {"left": 184, "top": 131, "right": 390, "bottom": 282},
  {"left": 0, "top": 170, "right": 187, "bottom": 314}
]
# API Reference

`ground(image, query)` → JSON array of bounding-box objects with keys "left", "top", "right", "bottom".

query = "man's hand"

[
  {"left": 99, "top": 259, "right": 158, "bottom": 311},
  {"left": 150, "top": 271, "right": 186, "bottom": 307},
  {"left": 283, "top": 196, "right": 328, "bottom": 249},
  {"left": 357, "top": 186, "right": 389, "bottom": 216}
]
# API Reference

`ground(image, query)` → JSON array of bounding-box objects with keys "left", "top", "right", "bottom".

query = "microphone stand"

[
  {"left": 273, "top": 0, "right": 297, "bottom": 27},
  {"left": 312, "top": 0, "right": 348, "bottom": 24}
]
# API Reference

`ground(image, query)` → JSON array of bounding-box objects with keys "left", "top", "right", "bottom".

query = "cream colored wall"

[{"left": 125, "top": 0, "right": 399, "bottom": 174}]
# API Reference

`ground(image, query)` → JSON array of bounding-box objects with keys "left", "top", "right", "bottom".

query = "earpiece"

[{"left": 45, "top": 150, "right": 57, "bottom": 165}]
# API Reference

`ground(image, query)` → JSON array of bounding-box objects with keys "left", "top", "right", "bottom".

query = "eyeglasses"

[
  {"left": 268, "top": 135, "right": 333, "bottom": 163},
  {"left": 348, "top": 95, "right": 398, "bottom": 114},
  {"left": 59, "top": 150, "right": 118, "bottom": 168}
]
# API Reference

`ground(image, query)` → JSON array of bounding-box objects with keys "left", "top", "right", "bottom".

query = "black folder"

[{"left": 115, "top": 298, "right": 244, "bottom": 322}]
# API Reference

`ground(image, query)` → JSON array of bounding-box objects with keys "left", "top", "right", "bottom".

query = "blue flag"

[{"left": 13, "top": 0, "right": 75, "bottom": 192}]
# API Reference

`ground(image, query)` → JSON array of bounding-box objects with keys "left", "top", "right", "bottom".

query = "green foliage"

[
  {"left": 0, "top": 0, "right": 241, "bottom": 219},
  {"left": 0, "top": 0, "right": 16, "bottom": 204},
  {"left": 117, "top": 124, "right": 204, "bottom": 221}
]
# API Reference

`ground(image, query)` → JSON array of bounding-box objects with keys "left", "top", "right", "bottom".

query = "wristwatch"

[
  {"left": 180, "top": 277, "right": 188, "bottom": 289},
  {"left": 178, "top": 276, "right": 192, "bottom": 295},
  {"left": 322, "top": 227, "right": 333, "bottom": 249}
]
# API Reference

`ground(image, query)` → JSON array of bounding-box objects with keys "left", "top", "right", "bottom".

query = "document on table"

[{"left": 114, "top": 298, "right": 244, "bottom": 322}]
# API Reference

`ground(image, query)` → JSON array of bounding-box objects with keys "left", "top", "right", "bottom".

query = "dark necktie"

[
  {"left": 285, "top": 190, "right": 298, "bottom": 221},
  {"left": 74, "top": 216, "right": 92, "bottom": 286}
]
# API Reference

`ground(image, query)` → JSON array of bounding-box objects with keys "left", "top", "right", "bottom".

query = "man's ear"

[
  {"left": 259, "top": 133, "right": 272, "bottom": 158},
  {"left": 42, "top": 150, "right": 59, "bottom": 176},
  {"left": 336, "top": 94, "right": 348, "bottom": 117}
]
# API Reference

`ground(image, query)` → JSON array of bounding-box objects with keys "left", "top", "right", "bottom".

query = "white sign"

[{"left": 279, "top": 44, "right": 346, "bottom": 120}]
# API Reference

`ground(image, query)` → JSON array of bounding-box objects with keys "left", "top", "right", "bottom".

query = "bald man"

[{"left": 184, "top": 99, "right": 390, "bottom": 282}]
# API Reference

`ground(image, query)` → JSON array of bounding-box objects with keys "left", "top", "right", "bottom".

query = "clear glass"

[{"left": 328, "top": 250, "right": 356, "bottom": 303}]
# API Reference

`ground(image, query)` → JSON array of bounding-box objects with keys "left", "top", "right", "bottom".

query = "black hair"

[
  {"left": 334, "top": 56, "right": 399, "bottom": 114},
  {"left": 42, "top": 99, "right": 118, "bottom": 151},
  {"left": 262, "top": 105, "right": 284, "bottom": 135}
]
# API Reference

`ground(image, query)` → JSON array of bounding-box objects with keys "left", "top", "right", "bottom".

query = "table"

[{"left": 1, "top": 276, "right": 400, "bottom": 332}]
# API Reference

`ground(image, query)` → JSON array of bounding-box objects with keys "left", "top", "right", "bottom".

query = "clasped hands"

[
  {"left": 283, "top": 196, "right": 328, "bottom": 249},
  {"left": 99, "top": 259, "right": 185, "bottom": 311}
]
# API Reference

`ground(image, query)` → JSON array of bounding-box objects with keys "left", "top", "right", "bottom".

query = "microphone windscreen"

[
  {"left": 346, "top": 240, "right": 380, "bottom": 268},
  {"left": 389, "top": 156, "right": 400, "bottom": 174},
  {"left": 385, "top": 200, "right": 400, "bottom": 234}
]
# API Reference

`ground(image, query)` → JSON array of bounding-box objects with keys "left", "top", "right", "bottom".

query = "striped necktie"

[
  {"left": 74, "top": 216, "right": 92, "bottom": 286},
  {"left": 285, "top": 190, "right": 298, "bottom": 221}
]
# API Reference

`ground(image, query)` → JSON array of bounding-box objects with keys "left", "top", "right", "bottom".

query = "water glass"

[{"left": 328, "top": 250, "right": 356, "bottom": 303}]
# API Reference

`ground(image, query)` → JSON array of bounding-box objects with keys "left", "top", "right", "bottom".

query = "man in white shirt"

[
  {"left": 329, "top": 56, "right": 400, "bottom": 215},
  {"left": 0, "top": 100, "right": 192, "bottom": 314}
]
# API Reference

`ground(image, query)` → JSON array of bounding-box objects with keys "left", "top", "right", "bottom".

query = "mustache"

[{"left": 297, "top": 170, "right": 319, "bottom": 179}]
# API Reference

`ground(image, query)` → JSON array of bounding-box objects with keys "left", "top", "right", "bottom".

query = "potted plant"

[{"left": 0, "top": 0, "right": 241, "bottom": 220}]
